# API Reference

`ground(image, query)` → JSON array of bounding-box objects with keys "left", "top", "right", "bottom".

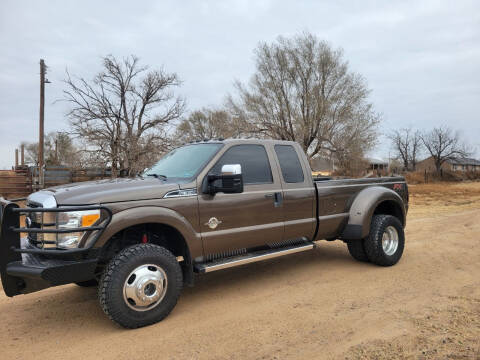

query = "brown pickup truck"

[{"left": 0, "top": 139, "right": 408, "bottom": 328}]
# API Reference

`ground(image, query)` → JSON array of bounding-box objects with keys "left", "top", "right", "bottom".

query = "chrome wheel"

[
  {"left": 123, "top": 264, "right": 168, "bottom": 311},
  {"left": 382, "top": 226, "right": 399, "bottom": 256}
]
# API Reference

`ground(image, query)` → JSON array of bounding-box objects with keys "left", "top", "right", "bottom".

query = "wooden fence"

[
  {"left": 0, "top": 167, "right": 32, "bottom": 199},
  {"left": 0, "top": 166, "right": 111, "bottom": 200},
  {"left": 30, "top": 166, "right": 112, "bottom": 188}
]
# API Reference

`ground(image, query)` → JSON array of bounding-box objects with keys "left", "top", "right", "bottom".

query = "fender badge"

[{"left": 205, "top": 217, "right": 222, "bottom": 229}]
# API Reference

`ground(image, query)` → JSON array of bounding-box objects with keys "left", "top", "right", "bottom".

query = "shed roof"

[
  {"left": 447, "top": 157, "right": 480, "bottom": 166},
  {"left": 366, "top": 158, "right": 388, "bottom": 165}
]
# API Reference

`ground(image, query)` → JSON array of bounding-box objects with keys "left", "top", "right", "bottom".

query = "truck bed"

[{"left": 313, "top": 176, "right": 408, "bottom": 241}]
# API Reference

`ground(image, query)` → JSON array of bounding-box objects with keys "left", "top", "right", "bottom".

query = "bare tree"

[
  {"left": 20, "top": 132, "right": 81, "bottom": 168},
  {"left": 410, "top": 131, "right": 422, "bottom": 171},
  {"left": 228, "top": 32, "right": 379, "bottom": 162},
  {"left": 45, "top": 132, "right": 82, "bottom": 168},
  {"left": 389, "top": 128, "right": 422, "bottom": 171},
  {"left": 22, "top": 142, "right": 39, "bottom": 166},
  {"left": 421, "top": 127, "right": 469, "bottom": 172},
  {"left": 175, "top": 108, "right": 247, "bottom": 143},
  {"left": 64, "top": 55, "right": 185, "bottom": 177}
]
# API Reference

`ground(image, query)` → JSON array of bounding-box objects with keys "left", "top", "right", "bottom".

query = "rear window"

[{"left": 274, "top": 145, "right": 305, "bottom": 183}]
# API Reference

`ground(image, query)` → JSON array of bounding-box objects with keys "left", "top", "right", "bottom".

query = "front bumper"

[
  {"left": 6, "top": 250, "right": 99, "bottom": 295},
  {"left": 0, "top": 198, "right": 111, "bottom": 297}
]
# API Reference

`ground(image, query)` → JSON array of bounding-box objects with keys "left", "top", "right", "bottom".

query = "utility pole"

[
  {"left": 38, "top": 59, "right": 50, "bottom": 188},
  {"left": 21, "top": 144, "right": 25, "bottom": 166},
  {"left": 388, "top": 151, "right": 391, "bottom": 174}
]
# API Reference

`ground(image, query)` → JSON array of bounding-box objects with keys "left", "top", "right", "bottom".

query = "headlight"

[{"left": 56, "top": 209, "right": 101, "bottom": 249}]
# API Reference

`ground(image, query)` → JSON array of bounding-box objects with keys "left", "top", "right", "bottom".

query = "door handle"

[
  {"left": 274, "top": 192, "right": 283, "bottom": 207},
  {"left": 265, "top": 192, "right": 282, "bottom": 207}
]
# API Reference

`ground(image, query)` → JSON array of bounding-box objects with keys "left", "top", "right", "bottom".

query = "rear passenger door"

[
  {"left": 198, "top": 144, "right": 284, "bottom": 256},
  {"left": 274, "top": 144, "right": 316, "bottom": 241}
]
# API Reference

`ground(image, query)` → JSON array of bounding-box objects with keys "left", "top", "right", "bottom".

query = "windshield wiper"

[{"left": 147, "top": 174, "right": 168, "bottom": 180}]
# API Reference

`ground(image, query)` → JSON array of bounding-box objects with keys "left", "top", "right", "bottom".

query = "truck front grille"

[{"left": 26, "top": 202, "right": 57, "bottom": 248}]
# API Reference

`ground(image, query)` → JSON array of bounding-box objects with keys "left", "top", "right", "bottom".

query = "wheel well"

[
  {"left": 373, "top": 200, "right": 404, "bottom": 226},
  {"left": 99, "top": 223, "right": 193, "bottom": 286}
]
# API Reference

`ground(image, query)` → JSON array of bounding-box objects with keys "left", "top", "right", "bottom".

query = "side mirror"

[{"left": 205, "top": 164, "right": 243, "bottom": 195}]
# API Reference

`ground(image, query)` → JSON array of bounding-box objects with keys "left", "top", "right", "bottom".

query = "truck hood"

[{"left": 41, "top": 177, "right": 180, "bottom": 205}]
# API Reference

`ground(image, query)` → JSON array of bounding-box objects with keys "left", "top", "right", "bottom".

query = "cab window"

[
  {"left": 274, "top": 145, "right": 305, "bottom": 183},
  {"left": 210, "top": 145, "right": 273, "bottom": 185}
]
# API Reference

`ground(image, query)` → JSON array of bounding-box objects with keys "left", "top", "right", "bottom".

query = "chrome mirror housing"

[{"left": 221, "top": 164, "right": 242, "bottom": 175}]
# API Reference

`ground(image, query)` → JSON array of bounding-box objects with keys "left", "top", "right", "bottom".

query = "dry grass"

[
  {"left": 408, "top": 181, "right": 480, "bottom": 218},
  {"left": 405, "top": 170, "right": 480, "bottom": 184}
]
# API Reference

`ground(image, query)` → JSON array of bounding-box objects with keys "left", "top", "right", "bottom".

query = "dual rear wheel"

[{"left": 347, "top": 214, "right": 404, "bottom": 266}]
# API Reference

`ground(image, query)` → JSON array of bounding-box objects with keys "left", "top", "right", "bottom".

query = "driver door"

[{"left": 198, "top": 144, "right": 284, "bottom": 257}]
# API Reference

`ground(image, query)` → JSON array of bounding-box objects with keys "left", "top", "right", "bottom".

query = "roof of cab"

[{"left": 185, "top": 138, "right": 298, "bottom": 146}]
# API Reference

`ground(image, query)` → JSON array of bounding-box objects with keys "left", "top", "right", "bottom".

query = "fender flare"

[
  {"left": 341, "top": 186, "right": 406, "bottom": 240},
  {"left": 91, "top": 206, "right": 202, "bottom": 259}
]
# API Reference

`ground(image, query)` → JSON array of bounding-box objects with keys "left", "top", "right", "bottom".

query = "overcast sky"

[{"left": 1, "top": 0, "right": 479, "bottom": 169}]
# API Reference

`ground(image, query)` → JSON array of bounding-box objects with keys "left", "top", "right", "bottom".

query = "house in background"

[
  {"left": 310, "top": 157, "right": 335, "bottom": 176},
  {"left": 310, "top": 157, "right": 391, "bottom": 176},
  {"left": 367, "top": 158, "right": 389, "bottom": 173},
  {"left": 416, "top": 156, "right": 480, "bottom": 172}
]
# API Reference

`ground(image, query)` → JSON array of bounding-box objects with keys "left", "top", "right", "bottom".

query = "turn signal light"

[{"left": 81, "top": 213, "right": 100, "bottom": 227}]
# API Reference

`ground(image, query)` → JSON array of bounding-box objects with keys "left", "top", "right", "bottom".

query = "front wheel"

[
  {"left": 364, "top": 215, "right": 405, "bottom": 266},
  {"left": 98, "top": 244, "right": 183, "bottom": 328}
]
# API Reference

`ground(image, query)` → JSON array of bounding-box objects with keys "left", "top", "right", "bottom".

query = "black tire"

[
  {"left": 346, "top": 240, "right": 369, "bottom": 262},
  {"left": 75, "top": 279, "right": 98, "bottom": 287},
  {"left": 364, "top": 215, "right": 404, "bottom": 266},
  {"left": 98, "top": 244, "right": 183, "bottom": 328}
]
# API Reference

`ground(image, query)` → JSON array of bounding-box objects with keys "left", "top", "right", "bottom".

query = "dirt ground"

[{"left": 1, "top": 182, "right": 479, "bottom": 359}]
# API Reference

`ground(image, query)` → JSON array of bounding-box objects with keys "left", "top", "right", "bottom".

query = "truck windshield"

[{"left": 143, "top": 143, "right": 223, "bottom": 181}]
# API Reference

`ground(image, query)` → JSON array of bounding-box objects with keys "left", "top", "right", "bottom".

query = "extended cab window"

[
  {"left": 210, "top": 144, "right": 273, "bottom": 184},
  {"left": 274, "top": 145, "right": 305, "bottom": 183}
]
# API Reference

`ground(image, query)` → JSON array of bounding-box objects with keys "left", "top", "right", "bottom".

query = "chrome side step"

[{"left": 194, "top": 242, "right": 315, "bottom": 273}]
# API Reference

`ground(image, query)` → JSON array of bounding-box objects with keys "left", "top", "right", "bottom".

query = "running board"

[{"left": 194, "top": 242, "right": 315, "bottom": 273}]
